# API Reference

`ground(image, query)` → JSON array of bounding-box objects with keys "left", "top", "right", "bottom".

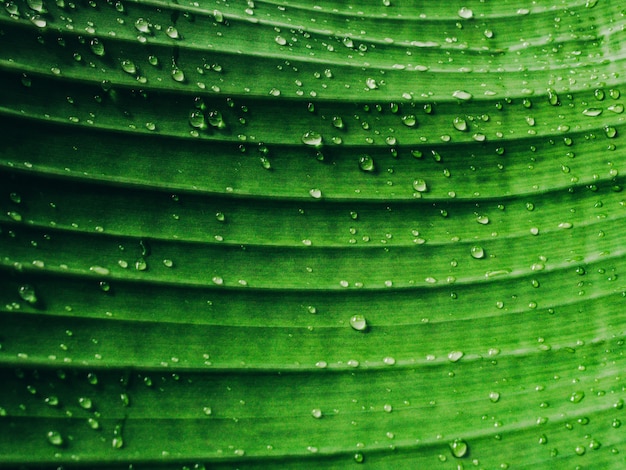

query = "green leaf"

[{"left": 1, "top": 0, "right": 626, "bottom": 468}]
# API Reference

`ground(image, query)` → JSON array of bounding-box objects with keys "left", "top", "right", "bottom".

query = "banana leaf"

[{"left": 1, "top": 0, "right": 626, "bottom": 468}]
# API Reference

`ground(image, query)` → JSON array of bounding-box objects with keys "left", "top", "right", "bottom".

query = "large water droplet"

[
  {"left": 134, "top": 17, "right": 151, "bottom": 33},
  {"left": 448, "top": 351, "right": 464, "bottom": 362},
  {"left": 569, "top": 391, "right": 585, "bottom": 403},
  {"left": 401, "top": 115, "right": 417, "bottom": 127},
  {"left": 365, "top": 77, "right": 378, "bottom": 90},
  {"left": 165, "top": 26, "right": 180, "bottom": 39},
  {"left": 207, "top": 111, "right": 226, "bottom": 129},
  {"left": 547, "top": 88, "right": 559, "bottom": 106}
]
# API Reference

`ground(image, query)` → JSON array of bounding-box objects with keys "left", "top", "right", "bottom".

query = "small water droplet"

[
  {"left": 547, "top": 88, "right": 559, "bottom": 106},
  {"left": 18, "top": 284, "right": 38, "bottom": 304},
  {"left": 112, "top": 423, "right": 124, "bottom": 449},
  {"left": 605, "top": 126, "right": 618, "bottom": 138},
  {"left": 582, "top": 108, "right": 602, "bottom": 117},
  {"left": 365, "top": 77, "right": 378, "bottom": 90},
  {"left": 383, "top": 356, "right": 396, "bottom": 365},
  {"left": 87, "top": 37, "right": 105, "bottom": 56},
  {"left": 358, "top": 155, "right": 375, "bottom": 172},
  {"left": 489, "top": 391, "right": 500, "bottom": 403},
  {"left": 349, "top": 314, "right": 368, "bottom": 331},
  {"left": 470, "top": 246, "right": 485, "bottom": 259},
  {"left": 452, "top": 90, "right": 472, "bottom": 101},
  {"left": 458, "top": 7, "right": 473, "bottom": 19},
  {"left": 30, "top": 15, "right": 47, "bottom": 27},
  {"left": 171, "top": 66, "right": 185, "bottom": 82},
  {"left": 412, "top": 179, "right": 428, "bottom": 193},
  {"left": 120, "top": 59, "right": 137, "bottom": 75},
  {"left": 401, "top": 115, "right": 417, "bottom": 127},
  {"left": 354, "top": 452, "right": 365, "bottom": 463},
  {"left": 448, "top": 351, "right": 464, "bottom": 362},
  {"left": 134, "top": 17, "right": 151, "bottom": 33},
  {"left": 311, "top": 408, "right": 322, "bottom": 419},
  {"left": 477, "top": 215, "right": 489, "bottom": 225},
  {"left": 78, "top": 397, "right": 93, "bottom": 410},
  {"left": 569, "top": 391, "right": 585, "bottom": 403},
  {"left": 450, "top": 439, "right": 469, "bottom": 458},
  {"left": 309, "top": 188, "right": 322, "bottom": 199},
  {"left": 302, "top": 131, "right": 323, "bottom": 147},
  {"left": 452, "top": 117, "right": 468, "bottom": 131},
  {"left": 47, "top": 430, "right": 64, "bottom": 447},
  {"left": 165, "top": 26, "right": 180, "bottom": 39},
  {"left": 203, "top": 406, "right": 212, "bottom": 416}
]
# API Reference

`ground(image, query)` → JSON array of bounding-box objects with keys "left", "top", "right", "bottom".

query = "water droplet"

[
  {"left": 134, "top": 17, "right": 151, "bottom": 33},
  {"left": 605, "top": 126, "right": 618, "bottom": 138},
  {"left": 448, "top": 351, "right": 464, "bottom": 362},
  {"left": 207, "top": 110, "right": 226, "bottom": 129},
  {"left": 311, "top": 408, "right": 322, "bottom": 419},
  {"left": 302, "top": 131, "right": 323, "bottom": 147},
  {"left": 489, "top": 391, "right": 500, "bottom": 403},
  {"left": 46, "top": 430, "right": 64, "bottom": 447},
  {"left": 458, "top": 7, "right": 473, "bottom": 19},
  {"left": 30, "top": 15, "right": 47, "bottom": 27},
  {"left": 412, "top": 179, "right": 428, "bottom": 192},
  {"left": 354, "top": 452, "right": 365, "bottom": 463},
  {"left": 575, "top": 445, "right": 586, "bottom": 456},
  {"left": 452, "top": 90, "right": 472, "bottom": 101},
  {"left": 121, "top": 59, "right": 137, "bottom": 75},
  {"left": 450, "top": 439, "right": 469, "bottom": 458},
  {"left": 365, "top": 77, "right": 378, "bottom": 90},
  {"left": 538, "top": 434, "right": 548, "bottom": 445},
  {"left": 609, "top": 89, "right": 620, "bottom": 99},
  {"left": 203, "top": 406, "right": 212, "bottom": 416},
  {"left": 188, "top": 110, "right": 206, "bottom": 129},
  {"left": 547, "top": 88, "right": 559, "bottom": 106},
  {"left": 309, "top": 188, "right": 322, "bottom": 199},
  {"left": 569, "top": 391, "right": 585, "bottom": 403},
  {"left": 470, "top": 246, "right": 485, "bottom": 259},
  {"left": 171, "top": 66, "right": 185, "bottom": 82},
  {"left": 165, "top": 26, "right": 180, "bottom": 39},
  {"left": 18, "top": 284, "right": 38, "bottom": 304},
  {"left": 401, "top": 115, "right": 417, "bottom": 127},
  {"left": 349, "top": 314, "right": 368, "bottom": 331},
  {"left": 45, "top": 396, "right": 60, "bottom": 406},
  {"left": 78, "top": 397, "right": 93, "bottom": 410},
  {"left": 135, "top": 259, "right": 147, "bottom": 271},
  {"left": 112, "top": 423, "right": 124, "bottom": 449},
  {"left": 608, "top": 104, "right": 624, "bottom": 114},
  {"left": 89, "top": 38, "right": 105, "bottom": 56},
  {"left": 383, "top": 356, "right": 396, "bottom": 365},
  {"left": 452, "top": 117, "right": 468, "bottom": 131},
  {"left": 358, "top": 155, "right": 375, "bottom": 172},
  {"left": 582, "top": 108, "right": 602, "bottom": 117}
]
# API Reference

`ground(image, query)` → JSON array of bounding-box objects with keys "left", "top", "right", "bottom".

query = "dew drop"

[
  {"left": 349, "top": 314, "right": 368, "bottom": 331},
  {"left": 354, "top": 452, "right": 365, "bottom": 463},
  {"left": 311, "top": 408, "right": 322, "bottom": 419},
  {"left": 207, "top": 111, "right": 226, "bottom": 129},
  {"left": 171, "top": 66, "right": 185, "bottom": 83},
  {"left": 90, "top": 265, "right": 110, "bottom": 276},
  {"left": 78, "top": 397, "right": 93, "bottom": 410},
  {"left": 30, "top": 15, "right": 47, "bottom": 27},
  {"left": 87, "top": 417, "right": 100, "bottom": 429},
  {"left": 134, "top": 17, "right": 151, "bottom": 33},
  {"left": 489, "top": 391, "right": 500, "bottom": 403}
]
